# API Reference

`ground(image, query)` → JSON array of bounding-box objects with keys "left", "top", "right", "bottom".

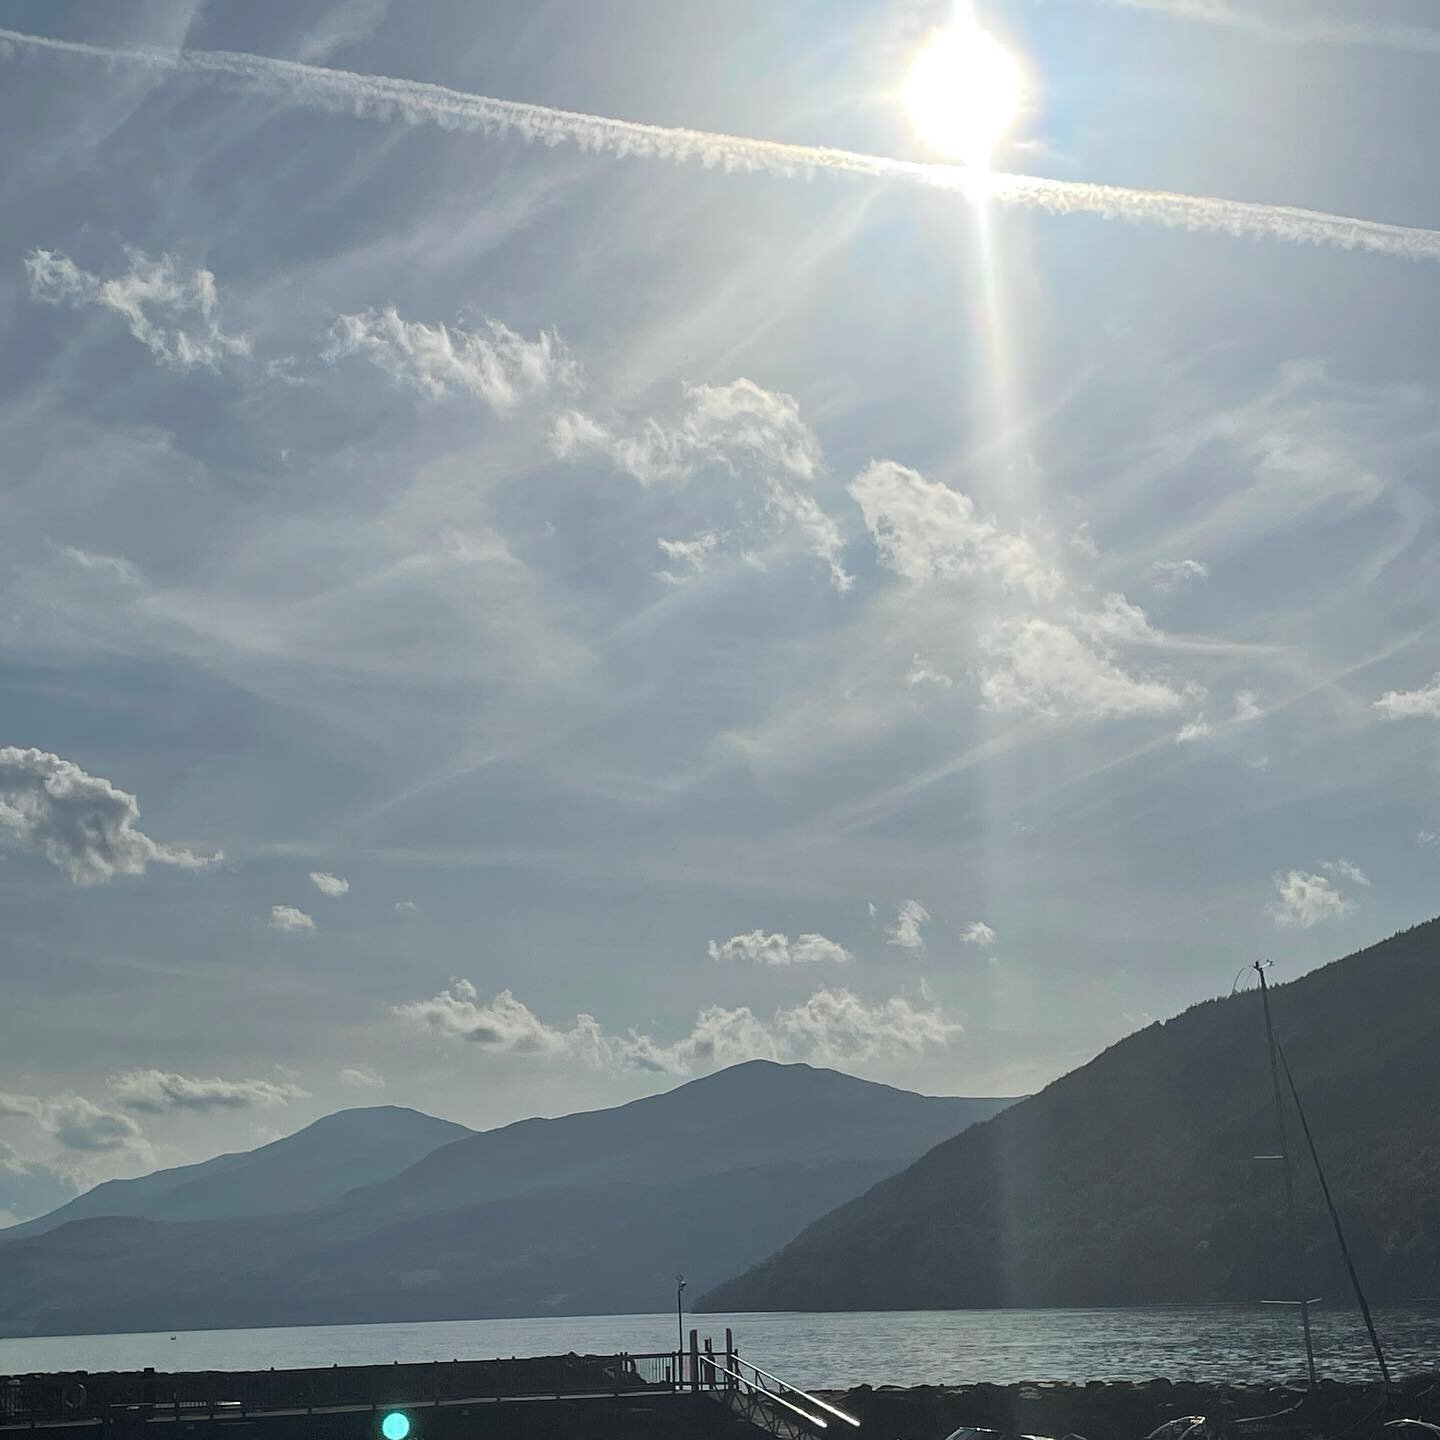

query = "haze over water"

[{"left": 2, "top": 1306, "right": 1434, "bottom": 1390}]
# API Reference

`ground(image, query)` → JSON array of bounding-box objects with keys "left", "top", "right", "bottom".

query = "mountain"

[
  {"left": 2, "top": 1106, "right": 472, "bottom": 1240},
  {"left": 700, "top": 920, "right": 1440, "bottom": 1314},
  {"left": 0, "top": 1062, "right": 1014, "bottom": 1337}
]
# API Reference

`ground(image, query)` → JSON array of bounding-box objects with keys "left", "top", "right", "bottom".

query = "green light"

[{"left": 381, "top": 1413, "right": 411, "bottom": 1440}]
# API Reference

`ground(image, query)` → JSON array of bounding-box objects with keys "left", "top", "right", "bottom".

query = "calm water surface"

[{"left": 3, "top": 1306, "right": 1438, "bottom": 1388}]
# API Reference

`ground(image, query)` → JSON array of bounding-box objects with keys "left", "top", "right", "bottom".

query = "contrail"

[
  {"left": 1085, "top": 0, "right": 1440, "bottom": 57},
  {"left": 4, "top": 25, "right": 1440, "bottom": 266}
]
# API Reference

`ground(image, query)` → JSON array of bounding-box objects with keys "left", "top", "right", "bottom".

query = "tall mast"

[{"left": 1255, "top": 959, "right": 1319, "bottom": 1391}]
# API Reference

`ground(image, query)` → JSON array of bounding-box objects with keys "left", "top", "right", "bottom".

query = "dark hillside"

[{"left": 701, "top": 920, "right": 1440, "bottom": 1311}]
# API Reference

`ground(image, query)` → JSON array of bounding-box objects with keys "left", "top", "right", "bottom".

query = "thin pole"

[
  {"left": 1256, "top": 961, "right": 1319, "bottom": 1391},
  {"left": 675, "top": 1275, "right": 686, "bottom": 1381}
]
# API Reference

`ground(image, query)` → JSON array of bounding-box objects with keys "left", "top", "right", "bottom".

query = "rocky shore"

[{"left": 822, "top": 1377, "right": 1438, "bottom": 1439}]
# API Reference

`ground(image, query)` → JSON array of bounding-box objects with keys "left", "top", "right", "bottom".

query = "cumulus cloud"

[
  {"left": 1232, "top": 690, "right": 1263, "bottom": 724},
  {"left": 979, "top": 600, "right": 1183, "bottom": 721},
  {"left": 1175, "top": 719, "right": 1211, "bottom": 743},
  {"left": 1418, "top": 831, "right": 1440, "bottom": 849},
  {"left": 25, "top": 247, "right": 249, "bottom": 370},
  {"left": 849, "top": 461, "right": 1060, "bottom": 599},
  {"left": 0, "top": 1091, "right": 151, "bottom": 1162},
  {"left": 107, "top": 1070, "right": 308, "bottom": 1114},
  {"left": 0, "top": 747, "right": 219, "bottom": 885},
  {"left": 324, "top": 305, "right": 577, "bottom": 413},
  {"left": 707, "top": 930, "right": 853, "bottom": 966},
  {"left": 553, "top": 379, "right": 849, "bottom": 589},
  {"left": 1152, "top": 558, "right": 1210, "bottom": 593},
  {"left": 339, "top": 1065, "right": 385, "bottom": 1089},
  {"left": 309, "top": 870, "right": 350, "bottom": 897},
  {"left": 394, "top": 900, "right": 418, "bottom": 912},
  {"left": 269, "top": 904, "right": 315, "bottom": 932},
  {"left": 887, "top": 899, "right": 931, "bottom": 950},
  {"left": 960, "top": 921, "right": 997, "bottom": 948},
  {"left": 1269, "top": 869, "right": 1357, "bottom": 928},
  {"left": 1374, "top": 674, "right": 1440, "bottom": 720},
  {"left": 0, "top": 1141, "right": 80, "bottom": 1225},
  {"left": 395, "top": 981, "right": 959, "bottom": 1075}
]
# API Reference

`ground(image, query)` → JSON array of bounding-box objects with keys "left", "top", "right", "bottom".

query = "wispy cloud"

[
  {"left": 0, "top": 746, "right": 219, "bottom": 885},
  {"left": 339, "top": 1065, "right": 385, "bottom": 1089},
  {"left": 26, "top": 247, "right": 249, "bottom": 370},
  {"left": 1152, "top": 558, "right": 1209, "bottom": 594},
  {"left": 323, "top": 306, "right": 577, "bottom": 412},
  {"left": 395, "top": 979, "right": 959, "bottom": 1073},
  {"left": 0, "top": 1091, "right": 152, "bottom": 1164},
  {"left": 1085, "top": 0, "right": 1440, "bottom": 59},
  {"left": 708, "top": 931, "right": 853, "bottom": 965},
  {"left": 5, "top": 27, "right": 1440, "bottom": 265}
]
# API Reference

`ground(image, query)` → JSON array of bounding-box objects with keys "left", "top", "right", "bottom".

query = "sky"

[{"left": 4, "top": 0, "right": 1440, "bottom": 1224}]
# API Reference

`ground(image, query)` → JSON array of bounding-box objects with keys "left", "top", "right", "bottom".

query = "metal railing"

[{"left": 700, "top": 1352, "right": 860, "bottom": 1433}]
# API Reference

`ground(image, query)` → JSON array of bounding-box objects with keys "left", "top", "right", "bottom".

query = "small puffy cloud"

[
  {"left": 1269, "top": 869, "right": 1356, "bottom": 928},
  {"left": 907, "top": 654, "right": 954, "bottom": 689},
  {"left": 707, "top": 931, "right": 853, "bottom": 966},
  {"left": 309, "top": 871, "right": 349, "bottom": 897},
  {"left": 1418, "top": 831, "right": 1440, "bottom": 849},
  {"left": 324, "top": 306, "right": 576, "bottom": 413},
  {"left": 960, "top": 921, "right": 997, "bottom": 948},
  {"left": 1232, "top": 690, "right": 1263, "bottom": 724},
  {"left": 108, "top": 1070, "right": 308, "bottom": 1114},
  {"left": 1374, "top": 675, "right": 1440, "bottom": 720},
  {"left": 980, "top": 601, "right": 1183, "bottom": 722},
  {"left": 1320, "top": 858, "right": 1370, "bottom": 887},
  {"left": 849, "top": 461, "right": 1060, "bottom": 599},
  {"left": 339, "top": 1065, "right": 385, "bottom": 1089},
  {"left": 270, "top": 904, "right": 315, "bottom": 932},
  {"left": 887, "top": 899, "right": 931, "bottom": 950},
  {"left": 394, "top": 900, "right": 418, "bottom": 913},
  {"left": 395, "top": 981, "right": 959, "bottom": 1075},
  {"left": 1152, "top": 559, "right": 1209, "bottom": 594},
  {"left": 1175, "top": 719, "right": 1211, "bottom": 744},
  {"left": 0, "top": 747, "right": 219, "bottom": 885},
  {"left": 26, "top": 247, "right": 249, "bottom": 370}
]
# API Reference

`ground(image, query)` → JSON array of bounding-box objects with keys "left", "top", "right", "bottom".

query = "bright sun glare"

[{"left": 903, "top": 24, "right": 1023, "bottom": 167}]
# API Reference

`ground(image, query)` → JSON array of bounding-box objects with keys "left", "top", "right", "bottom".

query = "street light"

[{"left": 675, "top": 1274, "right": 687, "bottom": 1362}]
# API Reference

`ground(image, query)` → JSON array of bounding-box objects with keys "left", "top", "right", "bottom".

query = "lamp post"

[{"left": 675, "top": 1274, "right": 686, "bottom": 1374}]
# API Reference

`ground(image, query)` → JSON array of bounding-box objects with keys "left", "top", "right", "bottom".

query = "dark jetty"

[{"left": 823, "top": 1376, "right": 1440, "bottom": 1439}]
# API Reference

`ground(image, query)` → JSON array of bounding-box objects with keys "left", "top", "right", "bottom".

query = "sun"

[{"left": 903, "top": 24, "right": 1024, "bottom": 167}]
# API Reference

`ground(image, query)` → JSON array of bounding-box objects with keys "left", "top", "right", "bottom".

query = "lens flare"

[{"left": 903, "top": 24, "right": 1024, "bottom": 167}]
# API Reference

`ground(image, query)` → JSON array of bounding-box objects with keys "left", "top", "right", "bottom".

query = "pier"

[{"left": 1, "top": 1332, "right": 858, "bottom": 1440}]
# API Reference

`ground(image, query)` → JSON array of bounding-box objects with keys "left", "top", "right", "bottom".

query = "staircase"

[{"left": 698, "top": 1351, "right": 860, "bottom": 1439}]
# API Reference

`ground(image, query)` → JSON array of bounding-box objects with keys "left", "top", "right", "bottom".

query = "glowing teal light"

[{"left": 381, "top": 1413, "right": 411, "bottom": 1440}]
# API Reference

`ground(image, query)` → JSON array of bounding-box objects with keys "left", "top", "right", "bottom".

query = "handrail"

[
  {"left": 698, "top": 1356, "right": 828, "bottom": 1430},
  {"left": 730, "top": 1355, "right": 860, "bottom": 1428}
]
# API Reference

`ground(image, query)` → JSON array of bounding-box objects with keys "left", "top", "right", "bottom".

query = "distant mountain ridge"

[
  {"left": 699, "top": 920, "right": 1440, "bottom": 1314},
  {"left": 2, "top": 1106, "right": 472, "bottom": 1241},
  {"left": 0, "top": 1062, "right": 1014, "bottom": 1337}
]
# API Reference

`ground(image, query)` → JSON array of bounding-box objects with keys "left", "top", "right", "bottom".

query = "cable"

[{"left": 1273, "top": 1034, "right": 1392, "bottom": 1396}]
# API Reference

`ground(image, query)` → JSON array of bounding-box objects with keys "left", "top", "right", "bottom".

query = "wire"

[{"left": 1273, "top": 1033, "right": 1392, "bottom": 1396}]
